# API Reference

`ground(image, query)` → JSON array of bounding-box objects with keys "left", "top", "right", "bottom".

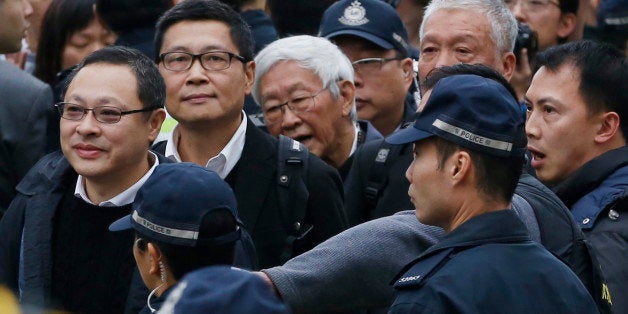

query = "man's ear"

[
  {"left": 400, "top": 58, "right": 414, "bottom": 91},
  {"left": 501, "top": 52, "right": 516, "bottom": 82},
  {"left": 557, "top": 12, "right": 578, "bottom": 40},
  {"left": 594, "top": 111, "right": 621, "bottom": 144},
  {"left": 244, "top": 61, "right": 256, "bottom": 95},
  {"left": 450, "top": 150, "right": 472, "bottom": 186},
  {"left": 338, "top": 80, "right": 356, "bottom": 117},
  {"left": 148, "top": 108, "right": 166, "bottom": 142}
]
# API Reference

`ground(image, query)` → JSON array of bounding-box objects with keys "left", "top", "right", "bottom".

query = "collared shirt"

[
  {"left": 164, "top": 112, "right": 248, "bottom": 179},
  {"left": 349, "top": 122, "right": 360, "bottom": 157},
  {"left": 74, "top": 151, "right": 160, "bottom": 206}
]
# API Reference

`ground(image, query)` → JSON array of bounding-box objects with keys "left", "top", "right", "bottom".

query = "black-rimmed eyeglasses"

[
  {"left": 55, "top": 102, "right": 160, "bottom": 124},
  {"left": 159, "top": 51, "right": 247, "bottom": 72}
]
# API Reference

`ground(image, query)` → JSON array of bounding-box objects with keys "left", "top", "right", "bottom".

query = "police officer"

[{"left": 386, "top": 74, "right": 597, "bottom": 313}]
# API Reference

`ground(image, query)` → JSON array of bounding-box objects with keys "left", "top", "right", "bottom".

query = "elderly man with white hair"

[{"left": 253, "top": 35, "right": 382, "bottom": 179}]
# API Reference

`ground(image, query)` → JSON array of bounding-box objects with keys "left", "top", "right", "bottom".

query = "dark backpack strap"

[
  {"left": 364, "top": 141, "right": 404, "bottom": 210},
  {"left": 276, "top": 135, "right": 311, "bottom": 263}
]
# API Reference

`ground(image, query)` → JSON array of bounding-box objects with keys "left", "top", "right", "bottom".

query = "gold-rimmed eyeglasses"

[{"left": 262, "top": 88, "right": 328, "bottom": 125}]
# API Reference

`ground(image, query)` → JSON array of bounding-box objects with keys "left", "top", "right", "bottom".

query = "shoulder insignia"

[
  {"left": 394, "top": 248, "right": 455, "bottom": 289},
  {"left": 375, "top": 148, "right": 390, "bottom": 163}
]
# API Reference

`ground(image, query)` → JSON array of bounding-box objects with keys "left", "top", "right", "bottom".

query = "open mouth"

[
  {"left": 527, "top": 147, "right": 546, "bottom": 168},
  {"left": 294, "top": 135, "right": 313, "bottom": 144},
  {"left": 528, "top": 147, "right": 545, "bottom": 161}
]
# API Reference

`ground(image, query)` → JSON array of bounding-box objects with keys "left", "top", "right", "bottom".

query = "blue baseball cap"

[
  {"left": 157, "top": 266, "right": 290, "bottom": 314},
  {"left": 319, "top": 0, "right": 410, "bottom": 57},
  {"left": 109, "top": 163, "right": 241, "bottom": 247},
  {"left": 386, "top": 74, "right": 526, "bottom": 158}
]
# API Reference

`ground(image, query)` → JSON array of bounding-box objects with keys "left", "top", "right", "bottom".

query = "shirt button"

[{"left": 583, "top": 218, "right": 590, "bottom": 224}]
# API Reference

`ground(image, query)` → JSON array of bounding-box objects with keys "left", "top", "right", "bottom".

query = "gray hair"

[
  {"left": 253, "top": 35, "right": 357, "bottom": 122},
  {"left": 420, "top": 0, "right": 518, "bottom": 54}
]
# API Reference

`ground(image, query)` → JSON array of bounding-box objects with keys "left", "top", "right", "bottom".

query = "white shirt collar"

[
  {"left": 74, "top": 151, "right": 160, "bottom": 206},
  {"left": 164, "top": 112, "right": 248, "bottom": 179},
  {"left": 349, "top": 122, "right": 360, "bottom": 157}
]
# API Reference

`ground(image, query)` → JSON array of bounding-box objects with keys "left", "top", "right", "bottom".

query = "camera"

[{"left": 514, "top": 23, "right": 538, "bottom": 64}]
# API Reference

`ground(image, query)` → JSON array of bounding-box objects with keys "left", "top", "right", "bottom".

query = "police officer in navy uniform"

[{"left": 386, "top": 74, "right": 597, "bottom": 313}]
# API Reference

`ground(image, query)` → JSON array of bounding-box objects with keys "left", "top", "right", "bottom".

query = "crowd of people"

[{"left": 0, "top": 0, "right": 626, "bottom": 313}]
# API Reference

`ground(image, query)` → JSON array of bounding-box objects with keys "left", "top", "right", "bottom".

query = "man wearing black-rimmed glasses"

[
  {"left": 151, "top": 0, "right": 347, "bottom": 269},
  {"left": 0, "top": 46, "right": 169, "bottom": 313}
]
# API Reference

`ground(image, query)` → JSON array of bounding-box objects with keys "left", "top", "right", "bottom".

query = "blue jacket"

[
  {"left": 553, "top": 146, "right": 628, "bottom": 313},
  {"left": 389, "top": 210, "right": 597, "bottom": 314}
]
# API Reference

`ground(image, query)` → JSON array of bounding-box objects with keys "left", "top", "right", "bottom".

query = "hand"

[{"left": 511, "top": 48, "right": 533, "bottom": 102}]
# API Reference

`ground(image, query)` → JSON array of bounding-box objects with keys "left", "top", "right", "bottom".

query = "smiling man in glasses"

[
  {"left": 151, "top": 0, "right": 347, "bottom": 269},
  {"left": 0, "top": 46, "right": 168, "bottom": 313},
  {"left": 253, "top": 35, "right": 383, "bottom": 179}
]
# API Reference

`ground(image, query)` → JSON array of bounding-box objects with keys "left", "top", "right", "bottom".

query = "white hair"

[
  {"left": 420, "top": 0, "right": 518, "bottom": 54},
  {"left": 253, "top": 35, "right": 357, "bottom": 122}
]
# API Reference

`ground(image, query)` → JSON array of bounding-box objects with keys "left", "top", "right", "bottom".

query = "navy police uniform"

[{"left": 389, "top": 210, "right": 597, "bottom": 314}]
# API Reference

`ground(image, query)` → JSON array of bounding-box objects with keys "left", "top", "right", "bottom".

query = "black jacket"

[{"left": 154, "top": 120, "right": 347, "bottom": 268}]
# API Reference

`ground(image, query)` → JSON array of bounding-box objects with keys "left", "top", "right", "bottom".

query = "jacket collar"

[
  {"left": 553, "top": 146, "right": 628, "bottom": 208},
  {"left": 421, "top": 210, "right": 530, "bottom": 258}
]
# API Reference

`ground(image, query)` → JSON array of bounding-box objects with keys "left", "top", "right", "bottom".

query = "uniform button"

[
  {"left": 279, "top": 175, "right": 288, "bottom": 183},
  {"left": 609, "top": 209, "right": 619, "bottom": 221},
  {"left": 583, "top": 218, "right": 590, "bottom": 224}
]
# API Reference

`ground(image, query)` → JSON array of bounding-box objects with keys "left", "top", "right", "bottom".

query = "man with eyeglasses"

[
  {"left": 319, "top": 0, "right": 416, "bottom": 138},
  {"left": 0, "top": 46, "right": 168, "bottom": 313},
  {"left": 151, "top": 0, "right": 347, "bottom": 269},
  {"left": 318, "top": 0, "right": 421, "bottom": 226},
  {"left": 343, "top": 0, "right": 521, "bottom": 226},
  {"left": 252, "top": 35, "right": 383, "bottom": 180},
  {"left": 506, "top": 0, "right": 578, "bottom": 52},
  {"left": 505, "top": 0, "right": 578, "bottom": 102}
]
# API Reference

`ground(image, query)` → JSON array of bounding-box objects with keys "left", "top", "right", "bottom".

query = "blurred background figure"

[
  {"left": 595, "top": 0, "right": 628, "bottom": 54},
  {"left": 506, "top": 0, "right": 578, "bottom": 51},
  {"left": 34, "top": 0, "right": 115, "bottom": 92},
  {"left": 95, "top": 0, "right": 172, "bottom": 60},
  {"left": 34, "top": 0, "right": 116, "bottom": 152},
  {"left": 266, "top": 0, "right": 336, "bottom": 37},
  {"left": 218, "top": 0, "right": 278, "bottom": 53},
  {"left": 505, "top": 0, "right": 578, "bottom": 100},
  {"left": 0, "top": 0, "right": 52, "bottom": 217},
  {"left": 381, "top": 0, "right": 430, "bottom": 50}
]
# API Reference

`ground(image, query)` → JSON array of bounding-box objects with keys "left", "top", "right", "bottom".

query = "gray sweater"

[{"left": 262, "top": 211, "right": 444, "bottom": 313}]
